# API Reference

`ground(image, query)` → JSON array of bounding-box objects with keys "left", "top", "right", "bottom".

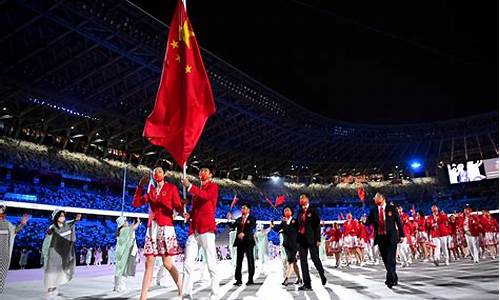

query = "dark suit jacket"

[
  {"left": 367, "top": 203, "right": 405, "bottom": 246},
  {"left": 296, "top": 206, "right": 321, "bottom": 246},
  {"left": 228, "top": 215, "right": 256, "bottom": 247},
  {"left": 272, "top": 218, "right": 299, "bottom": 251}
]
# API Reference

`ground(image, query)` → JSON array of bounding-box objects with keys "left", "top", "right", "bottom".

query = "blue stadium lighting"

[
  {"left": 28, "top": 96, "right": 99, "bottom": 121},
  {"left": 410, "top": 161, "right": 423, "bottom": 170}
]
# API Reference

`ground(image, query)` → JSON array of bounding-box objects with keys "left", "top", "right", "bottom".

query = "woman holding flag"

[{"left": 133, "top": 167, "right": 184, "bottom": 300}]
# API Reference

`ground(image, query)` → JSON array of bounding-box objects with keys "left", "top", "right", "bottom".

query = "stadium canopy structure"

[{"left": 1, "top": 0, "right": 498, "bottom": 180}]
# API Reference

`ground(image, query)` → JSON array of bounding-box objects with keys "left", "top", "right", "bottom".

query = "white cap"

[{"left": 116, "top": 216, "right": 127, "bottom": 227}]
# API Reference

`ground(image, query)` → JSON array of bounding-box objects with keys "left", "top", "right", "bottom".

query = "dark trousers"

[
  {"left": 299, "top": 242, "right": 325, "bottom": 287},
  {"left": 235, "top": 244, "right": 255, "bottom": 282},
  {"left": 377, "top": 235, "right": 398, "bottom": 284}
]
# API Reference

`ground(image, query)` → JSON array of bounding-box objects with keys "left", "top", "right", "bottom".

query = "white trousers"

[
  {"left": 465, "top": 234, "right": 479, "bottom": 262},
  {"left": 397, "top": 237, "right": 410, "bottom": 264},
  {"left": 182, "top": 232, "right": 219, "bottom": 297},
  {"left": 432, "top": 236, "right": 450, "bottom": 262}
]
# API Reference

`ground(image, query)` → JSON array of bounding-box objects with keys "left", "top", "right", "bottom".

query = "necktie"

[
  {"left": 378, "top": 206, "right": 386, "bottom": 235},
  {"left": 241, "top": 216, "right": 246, "bottom": 232},
  {"left": 299, "top": 209, "right": 306, "bottom": 234}
]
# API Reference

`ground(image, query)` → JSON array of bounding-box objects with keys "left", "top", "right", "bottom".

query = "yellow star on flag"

[
  {"left": 185, "top": 65, "right": 192, "bottom": 73},
  {"left": 179, "top": 20, "right": 195, "bottom": 48},
  {"left": 170, "top": 40, "right": 179, "bottom": 49}
]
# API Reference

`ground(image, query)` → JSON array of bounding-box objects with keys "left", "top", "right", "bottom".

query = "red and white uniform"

[
  {"left": 357, "top": 222, "right": 368, "bottom": 248},
  {"left": 416, "top": 215, "right": 429, "bottom": 243},
  {"left": 427, "top": 212, "right": 450, "bottom": 264},
  {"left": 480, "top": 215, "right": 498, "bottom": 246},
  {"left": 463, "top": 213, "right": 480, "bottom": 263},
  {"left": 343, "top": 219, "right": 359, "bottom": 249},
  {"left": 329, "top": 228, "right": 343, "bottom": 253},
  {"left": 183, "top": 180, "right": 219, "bottom": 296},
  {"left": 133, "top": 182, "right": 183, "bottom": 256}
]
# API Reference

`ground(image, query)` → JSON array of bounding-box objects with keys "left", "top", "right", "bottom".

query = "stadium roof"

[{"left": 1, "top": 0, "right": 498, "bottom": 179}]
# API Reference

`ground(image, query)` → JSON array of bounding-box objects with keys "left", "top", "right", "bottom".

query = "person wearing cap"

[
  {"left": 226, "top": 202, "right": 257, "bottom": 286},
  {"left": 426, "top": 205, "right": 451, "bottom": 266},
  {"left": 181, "top": 166, "right": 220, "bottom": 299},
  {"left": 134, "top": 166, "right": 184, "bottom": 300},
  {"left": 296, "top": 193, "right": 326, "bottom": 291},
  {"left": 42, "top": 209, "right": 81, "bottom": 300},
  {"left": 254, "top": 222, "right": 272, "bottom": 267},
  {"left": 366, "top": 192, "right": 404, "bottom": 289},
  {"left": 113, "top": 216, "right": 140, "bottom": 293},
  {"left": 0, "top": 203, "right": 28, "bottom": 293},
  {"left": 462, "top": 204, "right": 480, "bottom": 263}
]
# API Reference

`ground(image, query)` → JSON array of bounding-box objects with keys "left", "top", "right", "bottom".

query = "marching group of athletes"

[
  {"left": 1, "top": 165, "right": 498, "bottom": 300},
  {"left": 321, "top": 204, "right": 499, "bottom": 268}
]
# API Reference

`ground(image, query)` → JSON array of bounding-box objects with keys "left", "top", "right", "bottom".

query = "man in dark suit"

[
  {"left": 367, "top": 192, "right": 405, "bottom": 288},
  {"left": 228, "top": 203, "right": 256, "bottom": 286},
  {"left": 297, "top": 193, "right": 326, "bottom": 290}
]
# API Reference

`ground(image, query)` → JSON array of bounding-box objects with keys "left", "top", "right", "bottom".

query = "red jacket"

[
  {"left": 357, "top": 223, "right": 368, "bottom": 242},
  {"left": 343, "top": 220, "right": 358, "bottom": 237},
  {"left": 427, "top": 214, "right": 450, "bottom": 238},
  {"left": 462, "top": 214, "right": 480, "bottom": 236},
  {"left": 133, "top": 182, "right": 183, "bottom": 227},
  {"left": 187, "top": 180, "right": 218, "bottom": 235},
  {"left": 331, "top": 228, "right": 343, "bottom": 242}
]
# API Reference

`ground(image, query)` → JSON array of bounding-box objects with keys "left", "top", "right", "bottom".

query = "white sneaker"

[{"left": 445, "top": 260, "right": 449, "bottom": 266}]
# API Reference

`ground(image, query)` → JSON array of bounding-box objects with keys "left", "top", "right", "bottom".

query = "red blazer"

[
  {"left": 187, "top": 180, "right": 218, "bottom": 235},
  {"left": 132, "top": 182, "right": 183, "bottom": 227},
  {"left": 463, "top": 214, "right": 480, "bottom": 236}
]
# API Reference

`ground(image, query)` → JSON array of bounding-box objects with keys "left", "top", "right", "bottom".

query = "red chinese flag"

[
  {"left": 143, "top": 0, "right": 215, "bottom": 167},
  {"left": 357, "top": 186, "right": 366, "bottom": 203},
  {"left": 274, "top": 195, "right": 285, "bottom": 208},
  {"left": 230, "top": 194, "right": 238, "bottom": 209}
]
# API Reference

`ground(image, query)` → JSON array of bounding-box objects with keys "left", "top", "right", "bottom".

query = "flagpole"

[
  {"left": 121, "top": 165, "right": 127, "bottom": 217},
  {"left": 183, "top": 162, "right": 188, "bottom": 223}
]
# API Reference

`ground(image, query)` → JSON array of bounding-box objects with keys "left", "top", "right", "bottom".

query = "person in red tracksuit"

[
  {"left": 448, "top": 214, "right": 460, "bottom": 261},
  {"left": 426, "top": 205, "right": 450, "bottom": 266},
  {"left": 343, "top": 214, "right": 361, "bottom": 265},
  {"left": 329, "top": 223, "right": 343, "bottom": 267},
  {"left": 357, "top": 217, "right": 369, "bottom": 266},
  {"left": 416, "top": 211, "right": 430, "bottom": 261},
  {"left": 479, "top": 210, "right": 497, "bottom": 259},
  {"left": 462, "top": 205, "right": 480, "bottom": 263},
  {"left": 133, "top": 167, "right": 183, "bottom": 300},
  {"left": 181, "top": 167, "right": 219, "bottom": 299}
]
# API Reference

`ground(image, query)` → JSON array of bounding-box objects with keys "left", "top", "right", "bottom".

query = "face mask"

[
  {"left": 153, "top": 174, "right": 163, "bottom": 183},
  {"left": 200, "top": 173, "right": 209, "bottom": 181},
  {"left": 284, "top": 211, "right": 292, "bottom": 218}
]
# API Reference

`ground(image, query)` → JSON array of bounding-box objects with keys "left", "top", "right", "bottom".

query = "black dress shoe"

[
  {"left": 321, "top": 276, "right": 327, "bottom": 286},
  {"left": 386, "top": 282, "right": 394, "bottom": 289},
  {"left": 298, "top": 285, "right": 312, "bottom": 291},
  {"left": 233, "top": 281, "right": 242, "bottom": 286},
  {"left": 246, "top": 281, "right": 255, "bottom": 285}
]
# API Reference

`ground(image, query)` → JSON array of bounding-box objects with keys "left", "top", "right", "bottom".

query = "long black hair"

[{"left": 52, "top": 210, "right": 65, "bottom": 229}]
